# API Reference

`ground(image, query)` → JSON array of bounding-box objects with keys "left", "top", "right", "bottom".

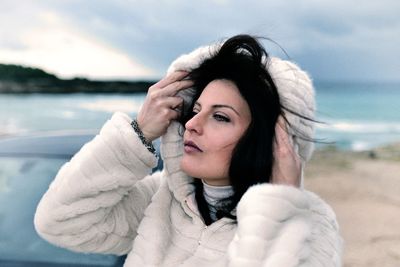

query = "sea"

[{"left": 1, "top": 81, "right": 399, "bottom": 151}]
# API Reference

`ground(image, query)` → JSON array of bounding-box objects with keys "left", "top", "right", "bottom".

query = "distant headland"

[{"left": 0, "top": 63, "right": 156, "bottom": 93}]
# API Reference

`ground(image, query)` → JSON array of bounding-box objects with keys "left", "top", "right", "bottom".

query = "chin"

[
  {"left": 180, "top": 158, "right": 198, "bottom": 177},
  {"left": 180, "top": 157, "right": 229, "bottom": 182}
]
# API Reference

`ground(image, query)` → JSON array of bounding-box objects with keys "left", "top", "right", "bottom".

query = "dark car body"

[{"left": 0, "top": 131, "right": 140, "bottom": 267}]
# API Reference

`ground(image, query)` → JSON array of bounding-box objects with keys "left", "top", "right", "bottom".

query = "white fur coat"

[{"left": 35, "top": 112, "right": 342, "bottom": 267}]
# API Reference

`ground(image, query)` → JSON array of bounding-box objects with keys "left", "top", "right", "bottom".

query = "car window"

[{"left": 0, "top": 157, "right": 121, "bottom": 266}]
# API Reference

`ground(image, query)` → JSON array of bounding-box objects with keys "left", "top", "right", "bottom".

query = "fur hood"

[{"left": 161, "top": 40, "right": 316, "bottom": 201}]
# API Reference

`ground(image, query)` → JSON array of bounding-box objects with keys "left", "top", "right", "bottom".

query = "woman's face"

[{"left": 180, "top": 79, "right": 251, "bottom": 186}]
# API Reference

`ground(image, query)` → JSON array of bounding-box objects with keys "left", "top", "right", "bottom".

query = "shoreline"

[{"left": 305, "top": 143, "right": 400, "bottom": 267}]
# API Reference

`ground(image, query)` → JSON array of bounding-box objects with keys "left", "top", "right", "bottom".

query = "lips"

[{"left": 184, "top": 140, "right": 203, "bottom": 153}]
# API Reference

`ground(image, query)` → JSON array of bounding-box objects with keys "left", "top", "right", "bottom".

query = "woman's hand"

[
  {"left": 271, "top": 117, "right": 302, "bottom": 187},
  {"left": 136, "top": 71, "right": 193, "bottom": 142}
]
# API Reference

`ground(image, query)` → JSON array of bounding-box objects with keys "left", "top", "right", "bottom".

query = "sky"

[{"left": 0, "top": 0, "right": 399, "bottom": 82}]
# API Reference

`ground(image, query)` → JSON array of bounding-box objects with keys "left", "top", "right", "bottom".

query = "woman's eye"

[{"left": 213, "top": 114, "right": 230, "bottom": 122}]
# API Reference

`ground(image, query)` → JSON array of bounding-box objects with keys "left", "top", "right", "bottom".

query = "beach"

[{"left": 305, "top": 143, "right": 400, "bottom": 267}]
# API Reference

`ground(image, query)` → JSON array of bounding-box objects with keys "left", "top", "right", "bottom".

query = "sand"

[{"left": 305, "top": 144, "right": 400, "bottom": 267}]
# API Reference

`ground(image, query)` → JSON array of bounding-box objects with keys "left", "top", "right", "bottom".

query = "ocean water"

[
  {"left": 1, "top": 82, "right": 399, "bottom": 151},
  {"left": 315, "top": 82, "right": 400, "bottom": 150}
]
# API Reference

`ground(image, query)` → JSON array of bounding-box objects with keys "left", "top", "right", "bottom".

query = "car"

[{"left": 0, "top": 130, "right": 161, "bottom": 267}]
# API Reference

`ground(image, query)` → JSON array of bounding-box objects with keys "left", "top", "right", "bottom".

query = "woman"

[{"left": 34, "top": 35, "right": 342, "bottom": 266}]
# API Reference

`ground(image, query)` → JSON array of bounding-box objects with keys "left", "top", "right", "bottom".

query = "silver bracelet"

[{"left": 131, "top": 119, "right": 157, "bottom": 155}]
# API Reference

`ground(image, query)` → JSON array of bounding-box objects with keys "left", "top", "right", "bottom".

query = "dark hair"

[{"left": 180, "top": 34, "right": 285, "bottom": 225}]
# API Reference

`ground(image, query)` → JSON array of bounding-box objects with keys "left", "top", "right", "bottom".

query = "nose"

[{"left": 185, "top": 113, "right": 203, "bottom": 135}]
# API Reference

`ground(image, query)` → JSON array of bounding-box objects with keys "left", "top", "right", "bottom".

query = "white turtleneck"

[{"left": 202, "top": 180, "right": 234, "bottom": 221}]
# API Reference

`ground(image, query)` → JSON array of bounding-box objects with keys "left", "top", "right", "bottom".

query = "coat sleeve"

[
  {"left": 34, "top": 112, "right": 160, "bottom": 256},
  {"left": 227, "top": 184, "right": 343, "bottom": 267}
]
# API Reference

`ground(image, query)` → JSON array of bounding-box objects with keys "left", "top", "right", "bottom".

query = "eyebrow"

[{"left": 194, "top": 102, "right": 241, "bottom": 116}]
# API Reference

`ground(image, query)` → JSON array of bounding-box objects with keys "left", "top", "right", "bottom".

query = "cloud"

[
  {"left": 0, "top": 6, "right": 155, "bottom": 80},
  {"left": 0, "top": 0, "right": 399, "bottom": 81}
]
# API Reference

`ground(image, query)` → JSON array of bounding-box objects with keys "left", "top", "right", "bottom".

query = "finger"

[
  {"left": 169, "top": 108, "right": 181, "bottom": 120},
  {"left": 276, "top": 115, "right": 286, "bottom": 128},
  {"left": 162, "top": 96, "right": 184, "bottom": 109},
  {"left": 158, "top": 79, "right": 194, "bottom": 96},
  {"left": 160, "top": 108, "right": 181, "bottom": 125},
  {"left": 274, "top": 117, "right": 292, "bottom": 155},
  {"left": 152, "top": 71, "right": 189, "bottom": 89},
  {"left": 274, "top": 117, "right": 287, "bottom": 146}
]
